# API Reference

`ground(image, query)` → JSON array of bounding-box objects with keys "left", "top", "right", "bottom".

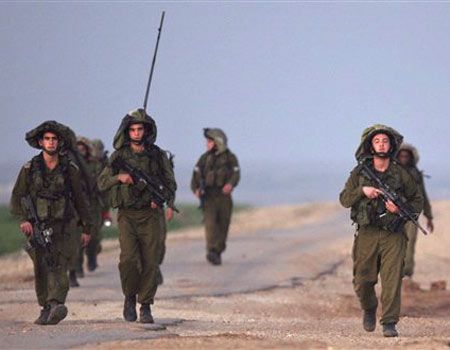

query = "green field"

[{"left": 1, "top": 204, "right": 248, "bottom": 256}]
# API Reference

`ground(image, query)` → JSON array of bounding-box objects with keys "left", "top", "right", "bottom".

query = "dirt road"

[{"left": 0, "top": 202, "right": 449, "bottom": 349}]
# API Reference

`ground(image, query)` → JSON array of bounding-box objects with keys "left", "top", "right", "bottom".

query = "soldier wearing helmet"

[
  {"left": 396, "top": 143, "right": 433, "bottom": 279},
  {"left": 98, "top": 109, "right": 176, "bottom": 323},
  {"left": 10, "top": 121, "right": 91, "bottom": 325},
  {"left": 340, "top": 124, "right": 423, "bottom": 337},
  {"left": 191, "top": 128, "right": 240, "bottom": 266}
]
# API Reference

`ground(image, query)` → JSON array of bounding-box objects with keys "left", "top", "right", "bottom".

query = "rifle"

[
  {"left": 359, "top": 161, "right": 429, "bottom": 235},
  {"left": 143, "top": 11, "right": 165, "bottom": 112},
  {"left": 112, "top": 157, "right": 179, "bottom": 213},
  {"left": 21, "top": 195, "right": 56, "bottom": 268}
]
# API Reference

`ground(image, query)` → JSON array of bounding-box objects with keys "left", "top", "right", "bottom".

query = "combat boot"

[
  {"left": 363, "top": 307, "right": 376, "bottom": 332},
  {"left": 123, "top": 295, "right": 137, "bottom": 322},
  {"left": 34, "top": 304, "right": 50, "bottom": 325},
  {"left": 87, "top": 254, "right": 98, "bottom": 272},
  {"left": 139, "top": 304, "right": 154, "bottom": 323},
  {"left": 206, "top": 250, "right": 221, "bottom": 266},
  {"left": 69, "top": 270, "right": 80, "bottom": 288},
  {"left": 46, "top": 301, "right": 68, "bottom": 325},
  {"left": 156, "top": 267, "right": 164, "bottom": 286},
  {"left": 383, "top": 323, "right": 398, "bottom": 337}
]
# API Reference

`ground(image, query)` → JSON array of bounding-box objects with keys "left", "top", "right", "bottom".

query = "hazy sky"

[{"left": 1, "top": 2, "right": 449, "bottom": 175}]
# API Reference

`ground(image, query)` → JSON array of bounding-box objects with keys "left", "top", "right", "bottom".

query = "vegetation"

[{"left": 1, "top": 203, "right": 249, "bottom": 255}]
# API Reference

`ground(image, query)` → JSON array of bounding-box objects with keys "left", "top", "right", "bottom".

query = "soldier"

[
  {"left": 191, "top": 128, "right": 240, "bottom": 266},
  {"left": 10, "top": 121, "right": 91, "bottom": 325},
  {"left": 98, "top": 108, "right": 176, "bottom": 323},
  {"left": 75, "top": 137, "right": 104, "bottom": 274},
  {"left": 339, "top": 124, "right": 423, "bottom": 337},
  {"left": 396, "top": 143, "right": 434, "bottom": 279}
]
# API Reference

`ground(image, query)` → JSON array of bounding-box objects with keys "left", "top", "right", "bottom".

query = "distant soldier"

[
  {"left": 98, "top": 109, "right": 176, "bottom": 323},
  {"left": 339, "top": 125, "right": 423, "bottom": 337},
  {"left": 10, "top": 121, "right": 91, "bottom": 325},
  {"left": 191, "top": 128, "right": 240, "bottom": 265},
  {"left": 91, "top": 139, "right": 112, "bottom": 230},
  {"left": 396, "top": 143, "right": 434, "bottom": 279},
  {"left": 75, "top": 137, "right": 104, "bottom": 274},
  {"left": 156, "top": 150, "right": 176, "bottom": 285}
]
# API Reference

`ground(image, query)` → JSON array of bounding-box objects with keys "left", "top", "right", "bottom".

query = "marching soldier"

[
  {"left": 339, "top": 124, "right": 423, "bottom": 337},
  {"left": 191, "top": 128, "right": 240, "bottom": 265},
  {"left": 10, "top": 121, "right": 91, "bottom": 325}
]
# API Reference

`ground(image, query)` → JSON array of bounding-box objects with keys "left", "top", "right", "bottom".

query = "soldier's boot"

[
  {"left": 382, "top": 323, "right": 398, "bottom": 337},
  {"left": 87, "top": 254, "right": 98, "bottom": 272},
  {"left": 68, "top": 270, "right": 80, "bottom": 288},
  {"left": 34, "top": 304, "right": 51, "bottom": 325},
  {"left": 46, "top": 301, "right": 68, "bottom": 325},
  {"left": 206, "top": 250, "right": 221, "bottom": 266},
  {"left": 363, "top": 307, "right": 377, "bottom": 332},
  {"left": 156, "top": 267, "right": 164, "bottom": 286},
  {"left": 139, "top": 304, "right": 154, "bottom": 324},
  {"left": 123, "top": 295, "right": 137, "bottom": 322}
]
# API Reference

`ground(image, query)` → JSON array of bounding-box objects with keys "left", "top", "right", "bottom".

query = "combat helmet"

[
  {"left": 397, "top": 143, "right": 420, "bottom": 166},
  {"left": 25, "top": 120, "right": 76, "bottom": 152},
  {"left": 355, "top": 124, "right": 403, "bottom": 161},
  {"left": 91, "top": 139, "right": 106, "bottom": 159},
  {"left": 113, "top": 108, "right": 157, "bottom": 150},
  {"left": 203, "top": 128, "right": 228, "bottom": 154}
]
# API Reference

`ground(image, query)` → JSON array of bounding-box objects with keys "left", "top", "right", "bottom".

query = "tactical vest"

[
  {"left": 203, "top": 151, "right": 233, "bottom": 188},
  {"left": 28, "top": 154, "right": 73, "bottom": 222},
  {"left": 110, "top": 146, "right": 165, "bottom": 209},
  {"left": 351, "top": 163, "right": 405, "bottom": 231}
]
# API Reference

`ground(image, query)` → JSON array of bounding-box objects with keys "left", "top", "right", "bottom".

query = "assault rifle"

[
  {"left": 359, "top": 161, "right": 429, "bottom": 235},
  {"left": 21, "top": 195, "right": 56, "bottom": 268},
  {"left": 112, "top": 157, "right": 178, "bottom": 213}
]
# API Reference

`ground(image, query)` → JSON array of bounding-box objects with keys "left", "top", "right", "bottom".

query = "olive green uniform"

[
  {"left": 401, "top": 165, "right": 432, "bottom": 277},
  {"left": 340, "top": 125, "right": 423, "bottom": 327},
  {"left": 98, "top": 113, "right": 176, "bottom": 306},
  {"left": 10, "top": 153, "right": 91, "bottom": 307},
  {"left": 191, "top": 147, "right": 240, "bottom": 255}
]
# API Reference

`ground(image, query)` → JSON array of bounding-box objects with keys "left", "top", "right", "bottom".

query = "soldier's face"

[
  {"left": 129, "top": 123, "right": 145, "bottom": 144},
  {"left": 206, "top": 138, "right": 215, "bottom": 151},
  {"left": 371, "top": 133, "right": 390, "bottom": 154},
  {"left": 398, "top": 150, "right": 412, "bottom": 166},
  {"left": 39, "top": 132, "right": 59, "bottom": 155},
  {"left": 77, "top": 143, "right": 88, "bottom": 157}
]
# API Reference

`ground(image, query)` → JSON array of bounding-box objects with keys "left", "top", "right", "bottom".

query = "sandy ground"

[{"left": 1, "top": 201, "right": 449, "bottom": 349}]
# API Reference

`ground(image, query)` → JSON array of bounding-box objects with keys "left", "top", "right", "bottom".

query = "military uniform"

[
  {"left": 98, "top": 109, "right": 176, "bottom": 323},
  {"left": 191, "top": 128, "right": 240, "bottom": 265},
  {"left": 396, "top": 143, "right": 433, "bottom": 277},
  {"left": 10, "top": 121, "right": 91, "bottom": 325},
  {"left": 339, "top": 125, "right": 423, "bottom": 336},
  {"left": 75, "top": 137, "right": 105, "bottom": 273}
]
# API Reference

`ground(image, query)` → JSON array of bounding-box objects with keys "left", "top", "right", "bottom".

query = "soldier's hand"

[
  {"left": 362, "top": 186, "right": 382, "bottom": 199},
  {"left": 194, "top": 189, "right": 201, "bottom": 198},
  {"left": 165, "top": 207, "right": 174, "bottom": 221},
  {"left": 385, "top": 200, "right": 399, "bottom": 214},
  {"left": 20, "top": 221, "right": 33, "bottom": 236},
  {"left": 150, "top": 202, "right": 158, "bottom": 209},
  {"left": 222, "top": 183, "right": 233, "bottom": 195},
  {"left": 427, "top": 218, "right": 434, "bottom": 233},
  {"left": 81, "top": 233, "right": 91, "bottom": 248},
  {"left": 118, "top": 173, "right": 134, "bottom": 184}
]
